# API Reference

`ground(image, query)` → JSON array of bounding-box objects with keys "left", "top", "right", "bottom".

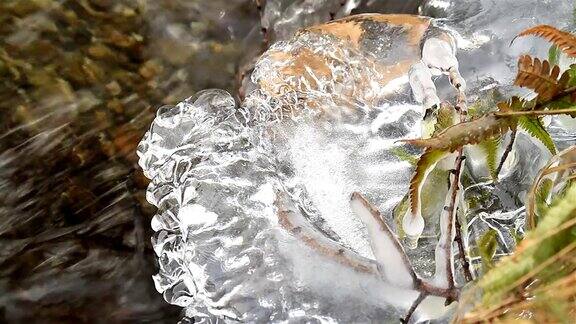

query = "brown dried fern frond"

[
  {"left": 497, "top": 95, "right": 530, "bottom": 112},
  {"left": 515, "top": 55, "right": 569, "bottom": 102},
  {"left": 516, "top": 25, "right": 576, "bottom": 57}
]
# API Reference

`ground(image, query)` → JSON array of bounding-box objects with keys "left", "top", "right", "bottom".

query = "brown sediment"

[
  {"left": 280, "top": 14, "right": 429, "bottom": 89},
  {"left": 257, "top": 52, "right": 416, "bottom": 116},
  {"left": 365, "top": 14, "right": 431, "bottom": 28},
  {"left": 306, "top": 20, "right": 365, "bottom": 47},
  {"left": 258, "top": 48, "right": 335, "bottom": 113},
  {"left": 277, "top": 48, "right": 332, "bottom": 79},
  {"left": 265, "top": 46, "right": 413, "bottom": 88},
  {"left": 261, "top": 48, "right": 332, "bottom": 93},
  {"left": 374, "top": 59, "right": 415, "bottom": 86},
  {"left": 307, "top": 14, "right": 431, "bottom": 48}
]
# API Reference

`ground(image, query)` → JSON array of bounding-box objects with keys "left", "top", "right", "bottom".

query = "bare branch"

[
  {"left": 494, "top": 108, "right": 576, "bottom": 117},
  {"left": 495, "top": 129, "right": 517, "bottom": 179},
  {"left": 451, "top": 89, "right": 474, "bottom": 283},
  {"left": 454, "top": 218, "right": 474, "bottom": 282},
  {"left": 433, "top": 152, "right": 464, "bottom": 289},
  {"left": 401, "top": 292, "right": 427, "bottom": 324}
]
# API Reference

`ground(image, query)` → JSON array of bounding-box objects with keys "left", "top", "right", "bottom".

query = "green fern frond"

[
  {"left": 497, "top": 96, "right": 531, "bottom": 112},
  {"left": 536, "top": 178, "right": 554, "bottom": 217},
  {"left": 478, "top": 182, "right": 576, "bottom": 305},
  {"left": 567, "top": 63, "right": 576, "bottom": 87},
  {"left": 544, "top": 88, "right": 576, "bottom": 117},
  {"left": 518, "top": 116, "right": 557, "bottom": 154},
  {"left": 479, "top": 136, "right": 502, "bottom": 180}
]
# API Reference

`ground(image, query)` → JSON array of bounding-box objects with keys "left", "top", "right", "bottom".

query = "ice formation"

[{"left": 137, "top": 0, "right": 576, "bottom": 322}]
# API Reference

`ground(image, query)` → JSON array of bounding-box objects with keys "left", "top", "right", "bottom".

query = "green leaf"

[
  {"left": 409, "top": 149, "right": 449, "bottom": 214},
  {"left": 535, "top": 294, "right": 572, "bottom": 324},
  {"left": 478, "top": 229, "right": 498, "bottom": 273},
  {"left": 518, "top": 116, "right": 557, "bottom": 154},
  {"left": 548, "top": 45, "right": 561, "bottom": 66},
  {"left": 536, "top": 178, "right": 553, "bottom": 217},
  {"left": 567, "top": 63, "right": 576, "bottom": 87},
  {"left": 393, "top": 194, "right": 409, "bottom": 238},
  {"left": 395, "top": 164, "right": 450, "bottom": 234},
  {"left": 390, "top": 146, "right": 418, "bottom": 166},
  {"left": 545, "top": 93, "right": 576, "bottom": 117},
  {"left": 512, "top": 229, "right": 523, "bottom": 245},
  {"left": 479, "top": 136, "right": 501, "bottom": 180}
]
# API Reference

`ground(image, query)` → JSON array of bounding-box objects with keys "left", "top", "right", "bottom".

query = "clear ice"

[{"left": 137, "top": 1, "right": 576, "bottom": 322}]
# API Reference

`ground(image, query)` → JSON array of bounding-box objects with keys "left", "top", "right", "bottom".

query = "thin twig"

[
  {"left": 401, "top": 90, "right": 471, "bottom": 319},
  {"left": 495, "top": 128, "right": 517, "bottom": 179},
  {"left": 401, "top": 292, "right": 427, "bottom": 324},
  {"left": 494, "top": 108, "right": 576, "bottom": 117},
  {"left": 446, "top": 149, "right": 464, "bottom": 288},
  {"left": 451, "top": 92, "right": 474, "bottom": 283},
  {"left": 454, "top": 215, "right": 474, "bottom": 282},
  {"left": 255, "top": 0, "right": 270, "bottom": 50},
  {"left": 351, "top": 192, "right": 419, "bottom": 283},
  {"left": 417, "top": 279, "right": 460, "bottom": 300}
]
